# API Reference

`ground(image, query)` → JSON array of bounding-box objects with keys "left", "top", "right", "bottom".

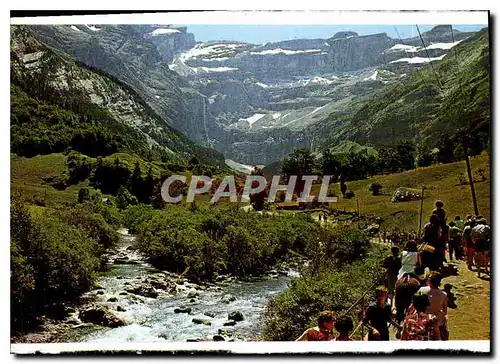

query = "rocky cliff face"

[
  {"left": 163, "top": 25, "right": 478, "bottom": 165},
  {"left": 28, "top": 24, "right": 212, "bottom": 146},
  {"left": 26, "top": 24, "right": 481, "bottom": 166},
  {"left": 11, "top": 25, "right": 225, "bottom": 165},
  {"left": 143, "top": 25, "right": 196, "bottom": 62}
]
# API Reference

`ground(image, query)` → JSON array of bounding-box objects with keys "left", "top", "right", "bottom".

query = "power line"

[
  {"left": 415, "top": 25, "right": 444, "bottom": 92},
  {"left": 392, "top": 26, "right": 432, "bottom": 93},
  {"left": 448, "top": 25, "right": 467, "bottom": 101}
]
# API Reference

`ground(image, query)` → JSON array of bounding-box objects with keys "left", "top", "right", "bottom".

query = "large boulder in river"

[
  {"left": 192, "top": 318, "right": 211, "bottom": 326},
  {"left": 228, "top": 311, "right": 244, "bottom": 321},
  {"left": 125, "top": 285, "right": 159, "bottom": 298},
  {"left": 187, "top": 288, "right": 199, "bottom": 298},
  {"left": 79, "top": 306, "right": 126, "bottom": 328},
  {"left": 221, "top": 294, "right": 236, "bottom": 304},
  {"left": 174, "top": 307, "right": 192, "bottom": 314}
]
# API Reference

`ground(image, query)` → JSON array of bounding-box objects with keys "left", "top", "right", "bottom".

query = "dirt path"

[{"left": 442, "top": 260, "right": 490, "bottom": 340}]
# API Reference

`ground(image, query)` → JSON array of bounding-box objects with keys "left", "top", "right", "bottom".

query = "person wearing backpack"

[
  {"left": 463, "top": 219, "right": 476, "bottom": 270},
  {"left": 401, "top": 294, "right": 440, "bottom": 341},
  {"left": 448, "top": 221, "right": 463, "bottom": 261},
  {"left": 471, "top": 218, "right": 490, "bottom": 278}
]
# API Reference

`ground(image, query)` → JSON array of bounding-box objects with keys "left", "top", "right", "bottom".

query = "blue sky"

[{"left": 181, "top": 24, "right": 487, "bottom": 44}]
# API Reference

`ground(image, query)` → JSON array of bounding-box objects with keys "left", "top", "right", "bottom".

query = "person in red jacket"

[{"left": 296, "top": 311, "right": 335, "bottom": 341}]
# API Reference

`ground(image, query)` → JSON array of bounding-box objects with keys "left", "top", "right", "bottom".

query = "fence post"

[
  {"left": 361, "top": 296, "right": 364, "bottom": 341},
  {"left": 418, "top": 185, "right": 425, "bottom": 237}
]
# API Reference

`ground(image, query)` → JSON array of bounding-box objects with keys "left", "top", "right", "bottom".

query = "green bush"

[
  {"left": 130, "top": 204, "right": 323, "bottom": 280},
  {"left": 11, "top": 196, "right": 120, "bottom": 332},
  {"left": 369, "top": 182, "right": 383, "bottom": 196},
  {"left": 262, "top": 240, "right": 385, "bottom": 341}
]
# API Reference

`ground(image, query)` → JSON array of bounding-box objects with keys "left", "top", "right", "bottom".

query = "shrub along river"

[{"left": 48, "top": 229, "right": 299, "bottom": 343}]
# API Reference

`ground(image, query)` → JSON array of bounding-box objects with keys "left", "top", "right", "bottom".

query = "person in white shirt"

[{"left": 398, "top": 240, "right": 421, "bottom": 279}]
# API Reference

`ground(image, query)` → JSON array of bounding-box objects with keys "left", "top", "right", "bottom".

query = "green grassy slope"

[
  {"left": 314, "top": 28, "right": 490, "bottom": 151},
  {"left": 311, "top": 152, "right": 490, "bottom": 231}
]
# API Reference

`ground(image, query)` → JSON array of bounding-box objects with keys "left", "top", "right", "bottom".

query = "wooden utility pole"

[
  {"left": 464, "top": 148, "right": 479, "bottom": 216},
  {"left": 418, "top": 186, "right": 425, "bottom": 237}
]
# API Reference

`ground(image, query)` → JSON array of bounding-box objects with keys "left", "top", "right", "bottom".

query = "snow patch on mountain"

[
  {"left": 363, "top": 70, "right": 379, "bottom": 81},
  {"left": 239, "top": 113, "right": 266, "bottom": 127},
  {"left": 198, "top": 66, "right": 239, "bottom": 73},
  {"left": 426, "top": 40, "right": 463, "bottom": 50},
  {"left": 225, "top": 159, "right": 255, "bottom": 174},
  {"left": 250, "top": 48, "right": 323, "bottom": 56},
  {"left": 390, "top": 54, "right": 446, "bottom": 64},
  {"left": 387, "top": 44, "right": 419, "bottom": 53},
  {"left": 150, "top": 28, "right": 181, "bottom": 36},
  {"left": 311, "top": 105, "right": 328, "bottom": 114},
  {"left": 180, "top": 43, "right": 246, "bottom": 61},
  {"left": 85, "top": 25, "right": 100, "bottom": 32}
]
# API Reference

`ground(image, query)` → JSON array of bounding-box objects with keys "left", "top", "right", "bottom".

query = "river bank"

[{"left": 12, "top": 228, "right": 302, "bottom": 343}]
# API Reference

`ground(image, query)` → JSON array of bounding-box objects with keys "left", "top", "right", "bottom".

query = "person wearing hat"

[
  {"left": 362, "top": 286, "right": 401, "bottom": 341},
  {"left": 296, "top": 311, "right": 335, "bottom": 341}
]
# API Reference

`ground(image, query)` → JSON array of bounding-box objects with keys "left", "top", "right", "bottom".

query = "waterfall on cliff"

[{"left": 202, "top": 96, "right": 209, "bottom": 142}]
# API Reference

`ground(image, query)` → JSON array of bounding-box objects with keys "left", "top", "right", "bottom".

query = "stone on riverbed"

[
  {"left": 117, "top": 305, "right": 126, "bottom": 312},
  {"left": 213, "top": 335, "right": 225, "bottom": 341},
  {"left": 174, "top": 307, "right": 192, "bottom": 314},
  {"left": 204, "top": 311, "right": 216, "bottom": 318},
  {"left": 78, "top": 306, "right": 126, "bottom": 328},
  {"left": 125, "top": 285, "right": 159, "bottom": 299},
  {"left": 218, "top": 328, "right": 235, "bottom": 336},
  {"left": 221, "top": 294, "right": 236, "bottom": 304},
  {"left": 223, "top": 320, "right": 237, "bottom": 326},
  {"left": 228, "top": 311, "right": 244, "bottom": 322},
  {"left": 107, "top": 297, "right": 118, "bottom": 302},
  {"left": 187, "top": 289, "right": 199, "bottom": 298},
  {"left": 192, "top": 318, "right": 211, "bottom": 326}
]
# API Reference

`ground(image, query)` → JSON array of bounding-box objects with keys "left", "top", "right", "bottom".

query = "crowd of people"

[{"left": 296, "top": 200, "right": 491, "bottom": 342}]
